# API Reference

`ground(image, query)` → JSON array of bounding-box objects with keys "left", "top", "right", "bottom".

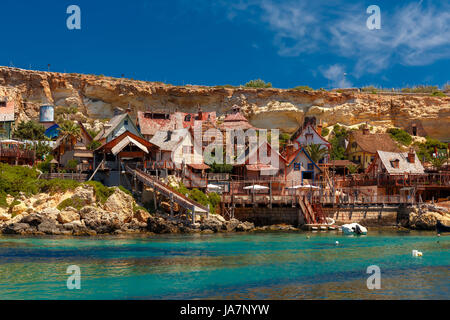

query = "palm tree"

[
  {"left": 59, "top": 121, "right": 81, "bottom": 139},
  {"left": 306, "top": 144, "right": 329, "bottom": 163}
]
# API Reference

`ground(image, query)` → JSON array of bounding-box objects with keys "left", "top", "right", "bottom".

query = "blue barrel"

[{"left": 40, "top": 105, "right": 55, "bottom": 123}]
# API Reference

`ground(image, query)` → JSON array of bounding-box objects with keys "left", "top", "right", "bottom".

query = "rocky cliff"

[{"left": 1, "top": 66, "right": 449, "bottom": 141}]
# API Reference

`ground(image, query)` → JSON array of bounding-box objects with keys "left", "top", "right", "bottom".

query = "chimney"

[
  {"left": 407, "top": 148, "right": 415, "bottom": 164},
  {"left": 317, "top": 120, "right": 323, "bottom": 136},
  {"left": 286, "top": 142, "right": 295, "bottom": 158},
  {"left": 362, "top": 123, "right": 370, "bottom": 135}
]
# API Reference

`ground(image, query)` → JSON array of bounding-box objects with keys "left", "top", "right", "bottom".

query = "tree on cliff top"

[{"left": 244, "top": 79, "right": 272, "bottom": 88}]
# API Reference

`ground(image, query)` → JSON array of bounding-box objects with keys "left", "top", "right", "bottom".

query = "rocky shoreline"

[
  {"left": 1, "top": 185, "right": 449, "bottom": 236},
  {"left": 0, "top": 185, "right": 256, "bottom": 236}
]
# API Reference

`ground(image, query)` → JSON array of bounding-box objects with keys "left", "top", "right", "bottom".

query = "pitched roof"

[
  {"left": 286, "top": 147, "right": 322, "bottom": 171},
  {"left": 0, "top": 101, "right": 15, "bottom": 122},
  {"left": 219, "top": 112, "right": 256, "bottom": 131},
  {"left": 377, "top": 151, "right": 425, "bottom": 175},
  {"left": 150, "top": 128, "right": 190, "bottom": 152},
  {"left": 138, "top": 111, "right": 217, "bottom": 136},
  {"left": 111, "top": 136, "right": 149, "bottom": 155},
  {"left": 351, "top": 131, "right": 399, "bottom": 154},
  {"left": 97, "top": 131, "right": 155, "bottom": 153},
  {"left": 94, "top": 113, "right": 128, "bottom": 141},
  {"left": 137, "top": 111, "right": 183, "bottom": 136},
  {"left": 294, "top": 123, "right": 331, "bottom": 147}
]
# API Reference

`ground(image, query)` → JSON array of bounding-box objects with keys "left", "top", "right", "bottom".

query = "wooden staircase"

[
  {"left": 125, "top": 166, "right": 209, "bottom": 217},
  {"left": 299, "top": 197, "right": 316, "bottom": 224}
]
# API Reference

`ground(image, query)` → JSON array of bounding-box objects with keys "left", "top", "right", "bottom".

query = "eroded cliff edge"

[{"left": 1, "top": 67, "right": 449, "bottom": 141}]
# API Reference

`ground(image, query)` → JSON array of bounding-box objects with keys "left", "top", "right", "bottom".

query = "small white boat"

[{"left": 341, "top": 223, "right": 368, "bottom": 235}]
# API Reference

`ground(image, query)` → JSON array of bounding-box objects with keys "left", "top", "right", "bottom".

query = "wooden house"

[
  {"left": 345, "top": 127, "right": 399, "bottom": 170},
  {"left": 284, "top": 145, "right": 322, "bottom": 184},
  {"left": 366, "top": 150, "right": 425, "bottom": 177},
  {"left": 94, "top": 131, "right": 158, "bottom": 186},
  {"left": 137, "top": 108, "right": 217, "bottom": 141},
  {"left": 291, "top": 120, "right": 331, "bottom": 164},
  {"left": 0, "top": 98, "right": 15, "bottom": 139},
  {"left": 95, "top": 111, "right": 142, "bottom": 144},
  {"left": 52, "top": 123, "right": 94, "bottom": 172}
]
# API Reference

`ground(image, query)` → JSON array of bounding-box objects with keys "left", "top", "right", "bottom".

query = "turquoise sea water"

[{"left": 0, "top": 231, "right": 448, "bottom": 300}]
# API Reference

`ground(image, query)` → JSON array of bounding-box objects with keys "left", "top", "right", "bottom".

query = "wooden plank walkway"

[{"left": 126, "top": 167, "right": 209, "bottom": 216}]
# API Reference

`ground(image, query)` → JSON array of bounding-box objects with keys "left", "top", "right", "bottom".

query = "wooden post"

[
  {"left": 207, "top": 204, "right": 210, "bottom": 219},
  {"left": 153, "top": 183, "right": 157, "bottom": 211},
  {"left": 170, "top": 193, "right": 174, "bottom": 216},
  {"left": 192, "top": 207, "right": 196, "bottom": 225},
  {"left": 269, "top": 181, "right": 273, "bottom": 209}
]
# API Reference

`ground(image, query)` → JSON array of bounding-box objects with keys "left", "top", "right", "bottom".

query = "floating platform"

[{"left": 302, "top": 224, "right": 340, "bottom": 231}]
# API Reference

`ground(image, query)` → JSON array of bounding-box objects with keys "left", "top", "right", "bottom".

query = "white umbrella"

[
  {"left": 285, "top": 185, "right": 303, "bottom": 190},
  {"left": 244, "top": 185, "right": 269, "bottom": 191},
  {"left": 207, "top": 184, "right": 223, "bottom": 190},
  {"left": 301, "top": 185, "right": 320, "bottom": 190}
]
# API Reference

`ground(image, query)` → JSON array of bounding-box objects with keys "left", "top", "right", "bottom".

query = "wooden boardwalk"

[{"left": 125, "top": 167, "right": 209, "bottom": 222}]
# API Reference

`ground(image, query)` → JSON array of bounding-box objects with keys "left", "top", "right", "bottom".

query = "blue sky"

[{"left": 0, "top": 0, "right": 449, "bottom": 89}]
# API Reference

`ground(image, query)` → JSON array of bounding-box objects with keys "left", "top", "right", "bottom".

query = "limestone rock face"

[
  {"left": 72, "top": 186, "right": 96, "bottom": 206},
  {"left": 58, "top": 209, "right": 81, "bottom": 224},
  {"left": 103, "top": 188, "right": 134, "bottom": 223},
  {"left": 134, "top": 209, "right": 151, "bottom": 223},
  {"left": 0, "top": 208, "right": 11, "bottom": 221},
  {"left": 409, "top": 205, "right": 450, "bottom": 230},
  {"left": 11, "top": 202, "right": 29, "bottom": 216},
  {"left": 1, "top": 66, "right": 449, "bottom": 141}
]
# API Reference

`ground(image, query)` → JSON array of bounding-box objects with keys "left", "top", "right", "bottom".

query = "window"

[
  {"left": 390, "top": 159, "right": 400, "bottom": 168},
  {"left": 307, "top": 163, "right": 314, "bottom": 170},
  {"left": 294, "top": 163, "right": 301, "bottom": 171},
  {"left": 0, "top": 101, "right": 6, "bottom": 108},
  {"left": 352, "top": 142, "right": 357, "bottom": 149},
  {"left": 124, "top": 120, "right": 129, "bottom": 126}
]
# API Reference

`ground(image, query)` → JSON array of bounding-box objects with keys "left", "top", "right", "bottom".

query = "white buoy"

[
  {"left": 335, "top": 241, "right": 339, "bottom": 245},
  {"left": 412, "top": 250, "right": 423, "bottom": 257}
]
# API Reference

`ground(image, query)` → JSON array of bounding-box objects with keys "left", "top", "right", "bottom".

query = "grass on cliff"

[{"left": 0, "top": 163, "right": 122, "bottom": 208}]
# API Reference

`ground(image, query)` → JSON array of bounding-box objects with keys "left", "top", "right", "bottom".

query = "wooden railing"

[
  {"left": 338, "top": 173, "right": 450, "bottom": 188},
  {"left": 0, "top": 148, "right": 35, "bottom": 160},
  {"left": 126, "top": 166, "right": 209, "bottom": 214},
  {"left": 39, "top": 173, "right": 89, "bottom": 182}
]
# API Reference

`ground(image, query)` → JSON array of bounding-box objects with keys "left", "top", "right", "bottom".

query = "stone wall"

[
  {"left": 234, "top": 207, "right": 304, "bottom": 226},
  {"left": 323, "top": 207, "right": 399, "bottom": 226}
]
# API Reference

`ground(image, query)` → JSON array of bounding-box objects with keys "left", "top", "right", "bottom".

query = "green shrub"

[
  {"left": 321, "top": 127, "right": 330, "bottom": 137},
  {"left": 208, "top": 193, "right": 221, "bottom": 213},
  {"left": 66, "top": 159, "right": 79, "bottom": 172},
  {"left": 13, "top": 121, "right": 46, "bottom": 140},
  {"left": 0, "top": 192, "right": 7, "bottom": 208},
  {"left": 87, "top": 140, "right": 102, "bottom": 151},
  {"left": 84, "top": 181, "right": 114, "bottom": 204},
  {"left": 431, "top": 91, "right": 446, "bottom": 97},
  {"left": 244, "top": 79, "right": 272, "bottom": 88},
  {"left": 415, "top": 137, "right": 448, "bottom": 162},
  {"left": 293, "top": 85, "right": 313, "bottom": 91},
  {"left": 387, "top": 128, "right": 412, "bottom": 146},
  {"left": 0, "top": 163, "right": 40, "bottom": 196},
  {"left": 330, "top": 125, "right": 349, "bottom": 160},
  {"left": 57, "top": 198, "right": 85, "bottom": 211},
  {"left": 118, "top": 185, "right": 132, "bottom": 196},
  {"left": 38, "top": 179, "right": 80, "bottom": 194}
]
